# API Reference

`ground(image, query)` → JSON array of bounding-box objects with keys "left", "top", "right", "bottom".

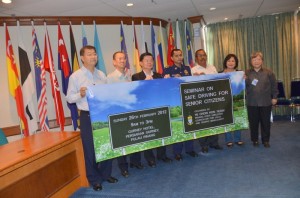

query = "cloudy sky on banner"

[{"left": 87, "top": 71, "right": 245, "bottom": 123}]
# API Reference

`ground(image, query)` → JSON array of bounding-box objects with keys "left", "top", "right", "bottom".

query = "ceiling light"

[
  {"left": 126, "top": 3, "right": 133, "bottom": 7},
  {"left": 2, "top": 0, "right": 12, "bottom": 3},
  {"left": 209, "top": 7, "right": 216, "bottom": 11}
]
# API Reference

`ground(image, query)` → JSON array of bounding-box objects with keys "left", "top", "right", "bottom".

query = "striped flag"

[
  {"left": 70, "top": 22, "right": 80, "bottom": 72},
  {"left": 185, "top": 21, "right": 194, "bottom": 67},
  {"left": 167, "top": 23, "right": 174, "bottom": 66},
  {"left": 32, "top": 23, "right": 49, "bottom": 131},
  {"left": 5, "top": 24, "right": 29, "bottom": 136},
  {"left": 17, "top": 21, "right": 38, "bottom": 135},
  {"left": 81, "top": 21, "right": 88, "bottom": 47},
  {"left": 158, "top": 21, "right": 166, "bottom": 69},
  {"left": 44, "top": 23, "right": 65, "bottom": 131},
  {"left": 151, "top": 21, "right": 163, "bottom": 74},
  {"left": 93, "top": 21, "right": 107, "bottom": 74},
  {"left": 132, "top": 21, "right": 141, "bottom": 73},
  {"left": 120, "top": 22, "right": 130, "bottom": 72},
  {"left": 69, "top": 23, "right": 80, "bottom": 130}
]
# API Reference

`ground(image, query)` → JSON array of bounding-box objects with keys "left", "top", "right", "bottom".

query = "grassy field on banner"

[{"left": 89, "top": 72, "right": 248, "bottom": 162}]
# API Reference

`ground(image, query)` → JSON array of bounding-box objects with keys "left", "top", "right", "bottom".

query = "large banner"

[{"left": 87, "top": 71, "right": 248, "bottom": 162}]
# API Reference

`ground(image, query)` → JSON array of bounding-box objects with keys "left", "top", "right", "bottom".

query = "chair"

[
  {"left": 272, "top": 81, "right": 291, "bottom": 120},
  {"left": 290, "top": 79, "right": 300, "bottom": 121},
  {"left": 0, "top": 128, "right": 8, "bottom": 146}
]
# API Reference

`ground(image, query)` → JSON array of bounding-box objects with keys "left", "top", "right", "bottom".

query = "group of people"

[{"left": 66, "top": 45, "right": 278, "bottom": 191}]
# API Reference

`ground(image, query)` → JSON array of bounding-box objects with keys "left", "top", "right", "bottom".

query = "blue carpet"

[{"left": 71, "top": 120, "right": 300, "bottom": 198}]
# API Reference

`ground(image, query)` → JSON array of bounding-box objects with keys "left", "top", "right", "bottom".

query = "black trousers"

[
  {"left": 117, "top": 152, "right": 141, "bottom": 171},
  {"left": 143, "top": 146, "right": 168, "bottom": 162},
  {"left": 80, "top": 111, "right": 112, "bottom": 185},
  {"left": 247, "top": 106, "right": 272, "bottom": 143},
  {"left": 172, "top": 140, "right": 194, "bottom": 155},
  {"left": 199, "top": 135, "right": 219, "bottom": 148}
]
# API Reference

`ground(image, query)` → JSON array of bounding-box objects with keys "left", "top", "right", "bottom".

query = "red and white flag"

[
  {"left": 44, "top": 23, "right": 65, "bottom": 131},
  {"left": 32, "top": 23, "right": 49, "bottom": 131}
]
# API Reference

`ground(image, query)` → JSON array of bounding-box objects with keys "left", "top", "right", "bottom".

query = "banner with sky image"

[{"left": 87, "top": 71, "right": 248, "bottom": 162}]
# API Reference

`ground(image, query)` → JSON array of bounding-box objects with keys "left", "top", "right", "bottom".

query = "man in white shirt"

[
  {"left": 193, "top": 49, "right": 223, "bottom": 153},
  {"left": 107, "top": 51, "right": 143, "bottom": 177},
  {"left": 66, "top": 45, "right": 118, "bottom": 191},
  {"left": 107, "top": 51, "right": 131, "bottom": 83},
  {"left": 191, "top": 49, "right": 218, "bottom": 75}
]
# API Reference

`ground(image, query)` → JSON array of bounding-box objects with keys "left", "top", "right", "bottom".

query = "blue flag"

[
  {"left": 120, "top": 22, "right": 130, "bottom": 71},
  {"left": 186, "top": 23, "right": 194, "bottom": 67},
  {"left": 81, "top": 21, "right": 88, "bottom": 47},
  {"left": 94, "top": 22, "right": 107, "bottom": 74},
  {"left": 151, "top": 22, "right": 157, "bottom": 72}
]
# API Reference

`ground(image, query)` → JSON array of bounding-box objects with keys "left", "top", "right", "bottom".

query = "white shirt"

[
  {"left": 66, "top": 66, "right": 107, "bottom": 111},
  {"left": 107, "top": 69, "right": 131, "bottom": 83},
  {"left": 143, "top": 70, "right": 154, "bottom": 79},
  {"left": 191, "top": 63, "right": 218, "bottom": 75}
]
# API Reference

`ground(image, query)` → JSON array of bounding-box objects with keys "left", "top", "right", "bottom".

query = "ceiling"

[{"left": 0, "top": 0, "right": 299, "bottom": 24}]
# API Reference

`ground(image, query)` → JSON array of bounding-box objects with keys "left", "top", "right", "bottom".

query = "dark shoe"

[
  {"left": 186, "top": 151, "right": 198, "bottom": 157},
  {"left": 201, "top": 147, "right": 209, "bottom": 153},
  {"left": 210, "top": 145, "right": 223, "bottom": 150},
  {"left": 175, "top": 154, "right": 183, "bottom": 161},
  {"left": 236, "top": 141, "right": 244, "bottom": 146},
  {"left": 130, "top": 163, "right": 144, "bottom": 169},
  {"left": 263, "top": 142, "right": 270, "bottom": 148},
  {"left": 253, "top": 141, "right": 259, "bottom": 147},
  {"left": 92, "top": 183, "right": 102, "bottom": 191},
  {"left": 148, "top": 160, "right": 156, "bottom": 168},
  {"left": 161, "top": 157, "right": 172, "bottom": 163},
  {"left": 106, "top": 176, "right": 118, "bottom": 183},
  {"left": 227, "top": 142, "right": 233, "bottom": 148},
  {"left": 121, "top": 170, "right": 129, "bottom": 178}
]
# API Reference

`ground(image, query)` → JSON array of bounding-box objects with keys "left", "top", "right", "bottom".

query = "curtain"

[{"left": 206, "top": 12, "right": 299, "bottom": 97}]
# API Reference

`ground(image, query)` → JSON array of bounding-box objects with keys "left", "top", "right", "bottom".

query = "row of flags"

[
  {"left": 5, "top": 20, "right": 194, "bottom": 136},
  {"left": 131, "top": 20, "right": 195, "bottom": 74}
]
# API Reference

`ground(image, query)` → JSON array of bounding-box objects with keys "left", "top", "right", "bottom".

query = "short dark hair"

[
  {"left": 139, "top": 52, "right": 154, "bottom": 62},
  {"left": 195, "top": 49, "right": 206, "bottom": 58},
  {"left": 80, "top": 45, "right": 96, "bottom": 56},
  {"left": 223, "top": 54, "right": 239, "bottom": 69},
  {"left": 113, "top": 51, "right": 125, "bottom": 60},
  {"left": 171, "top": 48, "right": 182, "bottom": 57}
]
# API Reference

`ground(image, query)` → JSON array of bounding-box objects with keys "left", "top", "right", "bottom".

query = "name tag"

[{"left": 252, "top": 79, "right": 258, "bottom": 86}]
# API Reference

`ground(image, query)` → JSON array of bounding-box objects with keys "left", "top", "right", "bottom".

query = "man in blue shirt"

[
  {"left": 66, "top": 45, "right": 118, "bottom": 191},
  {"left": 164, "top": 49, "right": 198, "bottom": 161}
]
